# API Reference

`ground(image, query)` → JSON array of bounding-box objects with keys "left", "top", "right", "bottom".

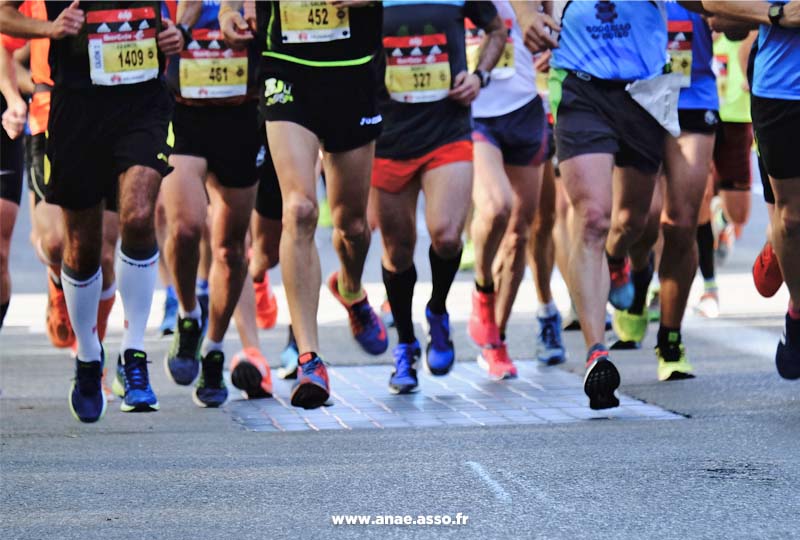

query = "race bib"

[
  {"left": 87, "top": 7, "right": 159, "bottom": 86},
  {"left": 384, "top": 34, "right": 451, "bottom": 103},
  {"left": 667, "top": 20, "right": 693, "bottom": 88},
  {"left": 713, "top": 53, "right": 729, "bottom": 106},
  {"left": 465, "top": 18, "right": 514, "bottom": 80},
  {"left": 280, "top": 1, "right": 350, "bottom": 43},
  {"left": 179, "top": 29, "right": 248, "bottom": 99}
]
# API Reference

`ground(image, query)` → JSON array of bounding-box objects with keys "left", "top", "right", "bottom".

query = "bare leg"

[{"left": 529, "top": 159, "right": 556, "bottom": 305}]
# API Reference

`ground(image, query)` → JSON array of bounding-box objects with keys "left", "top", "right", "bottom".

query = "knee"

[
  {"left": 39, "top": 229, "right": 65, "bottom": 264},
  {"left": 283, "top": 193, "right": 318, "bottom": 235},
  {"left": 576, "top": 205, "right": 610, "bottom": 245},
  {"left": 383, "top": 235, "right": 415, "bottom": 271},
  {"left": 611, "top": 207, "right": 649, "bottom": 239},
  {"left": 169, "top": 219, "right": 204, "bottom": 249},
  {"left": 727, "top": 204, "right": 750, "bottom": 226},
  {"left": 430, "top": 228, "right": 463, "bottom": 259},
  {"left": 332, "top": 207, "right": 368, "bottom": 241},
  {"left": 100, "top": 243, "right": 116, "bottom": 276},
  {"left": 120, "top": 206, "right": 156, "bottom": 239},
  {"left": 478, "top": 196, "right": 512, "bottom": 231},
  {"left": 776, "top": 205, "right": 800, "bottom": 238},
  {"left": 214, "top": 242, "right": 246, "bottom": 272}
]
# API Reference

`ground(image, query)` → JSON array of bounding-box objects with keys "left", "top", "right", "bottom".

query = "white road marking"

[{"left": 465, "top": 461, "right": 511, "bottom": 503}]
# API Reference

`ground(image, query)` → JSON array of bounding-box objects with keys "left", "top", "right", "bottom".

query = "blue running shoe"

[
  {"left": 389, "top": 341, "right": 420, "bottom": 394},
  {"left": 69, "top": 352, "right": 106, "bottom": 423},
  {"left": 776, "top": 313, "right": 800, "bottom": 380},
  {"left": 120, "top": 349, "right": 159, "bottom": 412},
  {"left": 424, "top": 306, "right": 455, "bottom": 376},
  {"left": 537, "top": 312, "right": 566, "bottom": 365},
  {"left": 165, "top": 316, "right": 203, "bottom": 385},
  {"left": 290, "top": 355, "right": 330, "bottom": 409},
  {"left": 608, "top": 258, "right": 634, "bottom": 310},
  {"left": 197, "top": 291, "right": 209, "bottom": 331},
  {"left": 193, "top": 350, "right": 228, "bottom": 408},
  {"left": 278, "top": 326, "right": 299, "bottom": 380},
  {"left": 159, "top": 286, "right": 178, "bottom": 336},
  {"left": 327, "top": 272, "right": 388, "bottom": 355}
]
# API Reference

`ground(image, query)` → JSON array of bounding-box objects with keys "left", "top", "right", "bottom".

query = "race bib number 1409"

[{"left": 87, "top": 7, "right": 159, "bottom": 86}]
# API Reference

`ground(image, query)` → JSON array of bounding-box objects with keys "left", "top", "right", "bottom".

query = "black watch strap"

[
  {"left": 769, "top": 3, "right": 784, "bottom": 27},
  {"left": 474, "top": 69, "right": 490, "bottom": 88},
  {"left": 177, "top": 23, "right": 192, "bottom": 48}
]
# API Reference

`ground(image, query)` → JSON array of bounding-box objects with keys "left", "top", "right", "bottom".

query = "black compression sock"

[
  {"left": 428, "top": 246, "right": 461, "bottom": 315},
  {"left": 697, "top": 222, "right": 715, "bottom": 281},
  {"left": 657, "top": 325, "right": 682, "bottom": 362},
  {"left": 382, "top": 264, "right": 417, "bottom": 344},
  {"left": 0, "top": 301, "right": 8, "bottom": 328},
  {"left": 629, "top": 254, "right": 655, "bottom": 315}
]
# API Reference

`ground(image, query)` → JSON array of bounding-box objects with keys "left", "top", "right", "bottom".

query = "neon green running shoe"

[
  {"left": 459, "top": 239, "right": 475, "bottom": 271},
  {"left": 612, "top": 309, "right": 648, "bottom": 343},
  {"left": 318, "top": 196, "right": 333, "bottom": 228},
  {"left": 656, "top": 343, "right": 695, "bottom": 381},
  {"left": 646, "top": 283, "right": 660, "bottom": 323}
]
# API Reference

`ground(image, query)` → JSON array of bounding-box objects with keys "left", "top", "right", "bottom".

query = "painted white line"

[{"left": 465, "top": 461, "right": 511, "bottom": 503}]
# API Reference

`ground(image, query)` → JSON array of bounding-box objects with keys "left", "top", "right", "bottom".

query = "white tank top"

[{"left": 472, "top": 0, "right": 538, "bottom": 119}]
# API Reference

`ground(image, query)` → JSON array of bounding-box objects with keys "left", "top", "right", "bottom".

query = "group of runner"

[{"left": 0, "top": 0, "right": 797, "bottom": 423}]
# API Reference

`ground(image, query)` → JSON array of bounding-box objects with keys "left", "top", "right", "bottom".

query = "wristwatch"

[
  {"left": 768, "top": 3, "right": 785, "bottom": 27},
  {"left": 177, "top": 23, "right": 192, "bottom": 47},
  {"left": 474, "top": 69, "right": 491, "bottom": 89}
]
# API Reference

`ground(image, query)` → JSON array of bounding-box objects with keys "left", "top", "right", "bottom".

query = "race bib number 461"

[
  {"left": 87, "top": 7, "right": 159, "bottom": 86},
  {"left": 281, "top": 1, "right": 350, "bottom": 43},
  {"left": 180, "top": 29, "right": 248, "bottom": 99},
  {"left": 384, "top": 34, "right": 451, "bottom": 104}
]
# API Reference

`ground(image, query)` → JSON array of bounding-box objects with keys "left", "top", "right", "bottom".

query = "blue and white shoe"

[
  {"left": 424, "top": 306, "right": 455, "bottom": 376},
  {"left": 389, "top": 341, "right": 420, "bottom": 394},
  {"left": 159, "top": 286, "right": 178, "bottom": 336},
  {"left": 278, "top": 326, "right": 299, "bottom": 380},
  {"left": 537, "top": 312, "right": 566, "bottom": 365},
  {"left": 69, "top": 351, "right": 106, "bottom": 423},
  {"left": 120, "top": 349, "right": 159, "bottom": 412}
]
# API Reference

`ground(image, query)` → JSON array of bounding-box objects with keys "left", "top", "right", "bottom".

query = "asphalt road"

[{"left": 2, "top": 190, "right": 800, "bottom": 540}]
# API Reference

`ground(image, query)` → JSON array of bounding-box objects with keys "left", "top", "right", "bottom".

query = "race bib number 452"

[
  {"left": 384, "top": 34, "right": 451, "bottom": 104},
  {"left": 87, "top": 7, "right": 159, "bottom": 86},
  {"left": 180, "top": 29, "right": 248, "bottom": 99},
  {"left": 281, "top": 1, "right": 350, "bottom": 43}
]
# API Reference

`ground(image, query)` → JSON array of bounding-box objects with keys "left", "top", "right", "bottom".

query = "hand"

[
  {"left": 448, "top": 71, "right": 481, "bottom": 106},
  {"left": 2, "top": 98, "right": 27, "bottom": 140},
  {"left": 534, "top": 49, "right": 552, "bottom": 73},
  {"left": 519, "top": 11, "right": 560, "bottom": 53},
  {"left": 219, "top": 10, "right": 253, "bottom": 50},
  {"left": 158, "top": 19, "right": 184, "bottom": 56},
  {"left": 243, "top": 0, "right": 258, "bottom": 33},
  {"left": 48, "top": 0, "right": 84, "bottom": 40}
]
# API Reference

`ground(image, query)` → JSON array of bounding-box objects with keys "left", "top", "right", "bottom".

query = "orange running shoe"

[
  {"left": 254, "top": 273, "right": 278, "bottom": 330},
  {"left": 468, "top": 289, "right": 500, "bottom": 348},
  {"left": 46, "top": 277, "right": 75, "bottom": 349},
  {"left": 96, "top": 294, "right": 116, "bottom": 343},
  {"left": 231, "top": 347, "right": 273, "bottom": 399},
  {"left": 477, "top": 343, "right": 517, "bottom": 381},
  {"left": 753, "top": 241, "right": 783, "bottom": 298}
]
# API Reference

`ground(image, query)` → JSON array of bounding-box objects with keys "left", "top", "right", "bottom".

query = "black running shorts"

[
  {"left": 259, "top": 59, "right": 382, "bottom": 154},
  {"left": 46, "top": 80, "right": 173, "bottom": 210},
  {"left": 752, "top": 95, "right": 800, "bottom": 180},
  {"left": 172, "top": 100, "right": 261, "bottom": 188}
]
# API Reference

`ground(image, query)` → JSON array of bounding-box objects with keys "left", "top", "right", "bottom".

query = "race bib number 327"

[
  {"left": 384, "top": 34, "right": 451, "bottom": 104},
  {"left": 87, "top": 7, "right": 159, "bottom": 86}
]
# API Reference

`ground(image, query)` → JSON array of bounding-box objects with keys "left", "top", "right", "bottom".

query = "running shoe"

[
  {"left": 381, "top": 297, "right": 395, "bottom": 328},
  {"left": 318, "top": 196, "right": 333, "bottom": 228},
  {"left": 193, "top": 350, "right": 228, "bottom": 408},
  {"left": 254, "top": 273, "right": 278, "bottom": 330},
  {"left": 111, "top": 355, "right": 126, "bottom": 398},
  {"left": 469, "top": 289, "right": 500, "bottom": 348},
  {"left": 290, "top": 355, "right": 330, "bottom": 409},
  {"left": 424, "top": 306, "right": 455, "bottom": 376},
  {"left": 165, "top": 316, "right": 203, "bottom": 385},
  {"left": 716, "top": 223, "right": 736, "bottom": 266},
  {"left": 327, "top": 272, "right": 388, "bottom": 355},
  {"left": 695, "top": 289, "right": 720, "bottom": 319},
  {"left": 278, "top": 326, "right": 299, "bottom": 379},
  {"left": 612, "top": 309, "right": 648, "bottom": 344},
  {"left": 159, "top": 287, "right": 178, "bottom": 336},
  {"left": 776, "top": 313, "right": 800, "bottom": 380},
  {"left": 646, "top": 283, "right": 661, "bottom": 323},
  {"left": 477, "top": 343, "right": 517, "bottom": 380},
  {"left": 231, "top": 347, "right": 273, "bottom": 399},
  {"left": 388, "top": 341, "right": 420, "bottom": 394},
  {"left": 753, "top": 241, "right": 783, "bottom": 298},
  {"left": 96, "top": 294, "right": 115, "bottom": 343},
  {"left": 69, "top": 353, "right": 106, "bottom": 423},
  {"left": 656, "top": 343, "right": 695, "bottom": 382},
  {"left": 120, "top": 349, "right": 159, "bottom": 412},
  {"left": 46, "top": 276, "right": 75, "bottom": 349},
  {"left": 536, "top": 312, "right": 566, "bottom": 365},
  {"left": 101, "top": 368, "right": 115, "bottom": 403},
  {"left": 608, "top": 257, "right": 634, "bottom": 310},
  {"left": 583, "top": 346, "right": 620, "bottom": 410},
  {"left": 198, "top": 290, "right": 209, "bottom": 331},
  {"left": 458, "top": 239, "right": 475, "bottom": 271}
]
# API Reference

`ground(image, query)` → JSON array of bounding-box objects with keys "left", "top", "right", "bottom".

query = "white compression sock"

[
  {"left": 202, "top": 337, "right": 223, "bottom": 356},
  {"left": 100, "top": 282, "right": 116, "bottom": 301},
  {"left": 537, "top": 300, "right": 558, "bottom": 319},
  {"left": 61, "top": 266, "right": 102, "bottom": 362},
  {"left": 179, "top": 303, "right": 201, "bottom": 321},
  {"left": 116, "top": 247, "right": 159, "bottom": 355}
]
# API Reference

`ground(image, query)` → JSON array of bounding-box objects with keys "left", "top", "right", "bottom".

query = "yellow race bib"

[
  {"left": 465, "top": 19, "right": 514, "bottom": 80},
  {"left": 179, "top": 29, "right": 248, "bottom": 99},
  {"left": 87, "top": 7, "right": 159, "bottom": 86},
  {"left": 280, "top": 1, "right": 350, "bottom": 43},
  {"left": 384, "top": 33, "right": 451, "bottom": 103}
]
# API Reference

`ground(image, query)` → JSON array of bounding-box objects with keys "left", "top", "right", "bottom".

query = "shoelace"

[
  {"left": 539, "top": 318, "right": 559, "bottom": 348},
  {"left": 393, "top": 345, "right": 416, "bottom": 377},
  {"left": 76, "top": 362, "right": 102, "bottom": 394},
  {"left": 124, "top": 358, "right": 150, "bottom": 391}
]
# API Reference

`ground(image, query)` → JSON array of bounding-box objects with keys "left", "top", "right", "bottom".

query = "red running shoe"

[
  {"left": 468, "top": 289, "right": 500, "bottom": 348},
  {"left": 753, "top": 242, "right": 783, "bottom": 298},
  {"left": 477, "top": 343, "right": 517, "bottom": 381},
  {"left": 254, "top": 273, "right": 278, "bottom": 329}
]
